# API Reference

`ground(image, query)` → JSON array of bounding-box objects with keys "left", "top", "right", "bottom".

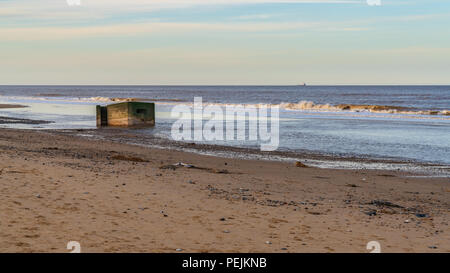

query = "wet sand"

[
  {"left": 0, "top": 104, "right": 27, "bottom": 109},
  {"left": 0, "top": 116, "right": 53, "bottom": 125},
  {"left": 0, "top": 128, "right": 448, "bottom": 253},
  {"left": 0, "top": 103, "right": 53, "bottom": 125}
]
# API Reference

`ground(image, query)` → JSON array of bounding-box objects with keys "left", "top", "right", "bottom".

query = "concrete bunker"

[{"left": 96, "top": 102, "right": 155, "bottom": 127}]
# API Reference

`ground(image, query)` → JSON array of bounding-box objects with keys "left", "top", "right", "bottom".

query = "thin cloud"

[
  {"left": 234, "top": 14, "right": 277, "bottom": 20},
  {"left": 0, "top": 0, "right": 361, "bottom": 23},
  {"left": 83, "top": 0, "right": 361, "bottom": 5},
  {"left": 0, "top": 0, "right": 362, "bottom": 15},
  {"left": 0, "top": 21, "right": 366, "bottom": 41}
]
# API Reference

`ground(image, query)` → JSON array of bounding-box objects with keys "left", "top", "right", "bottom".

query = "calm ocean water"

[{"left": 0, "top": 85, "right": 449, "bottom": 166}]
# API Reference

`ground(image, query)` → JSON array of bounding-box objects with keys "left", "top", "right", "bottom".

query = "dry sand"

[{"left": 0, "top": 128, "right": 448, "bottom": 253}]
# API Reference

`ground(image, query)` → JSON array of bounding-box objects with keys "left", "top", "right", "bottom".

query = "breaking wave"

[
  {"left": 279, "top": 101, "right": 450, "bottom": 116},
  {"left": 80, "top": 97, "right": 185, "bottom": 103},
  {"left": 80, "top": 97, "right": 140, "bottom": 102}
]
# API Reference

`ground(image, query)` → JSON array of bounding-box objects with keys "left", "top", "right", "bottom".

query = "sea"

[{"left": 0, "top": 85, "right": 449, "bottom": 174}]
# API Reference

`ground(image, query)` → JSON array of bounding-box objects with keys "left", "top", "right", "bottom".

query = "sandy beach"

[
  {"left": 2, "top": 0, "right": 450, "bottom": 259},
  {"left": 0, "top": 128, "right": 448, "bottom": 253}
]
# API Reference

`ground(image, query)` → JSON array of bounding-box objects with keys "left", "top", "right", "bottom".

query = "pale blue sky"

[{"left": 1, "top": 0, "right": 449, "bottom": 84}]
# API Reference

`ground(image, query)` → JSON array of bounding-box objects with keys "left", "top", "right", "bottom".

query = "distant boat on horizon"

[{"left": 297, "top": 82, "right": 307, "bottom": 86}]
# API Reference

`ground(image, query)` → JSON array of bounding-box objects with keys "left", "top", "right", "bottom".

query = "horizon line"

[{"left": 1, "top": 84, "right": 450, "bottom": 87}]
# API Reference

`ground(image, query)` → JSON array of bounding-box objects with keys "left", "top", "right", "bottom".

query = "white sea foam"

[
  {"left": 78, "top": 97, "right": 140, "bottom": 102},
  {"left": 280, "top": 101, "right": 338, "bottom": 111},
  {"left": 279, "top": 100, "right": 450, "bottom": 116}
]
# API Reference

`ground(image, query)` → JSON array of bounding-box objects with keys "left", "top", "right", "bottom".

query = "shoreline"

[
  {"left": 0, "top": 116, "right": 53, "bottom": 125},
  {"left": 0, "top": 128, "right": 448, "bottom": 252},
  {"left": 53, "top": 128, "right": 450, "bottom": 177},
  {"left": 1, "top": 121, "right": 449, "bottom": 175},
  {"left": 0, "top": 96, "right": 448, "bottom": 169}
]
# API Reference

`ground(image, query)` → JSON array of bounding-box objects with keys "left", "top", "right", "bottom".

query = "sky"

[{"left": 0, "top": 0, "right": 449, "bottom": 85}]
